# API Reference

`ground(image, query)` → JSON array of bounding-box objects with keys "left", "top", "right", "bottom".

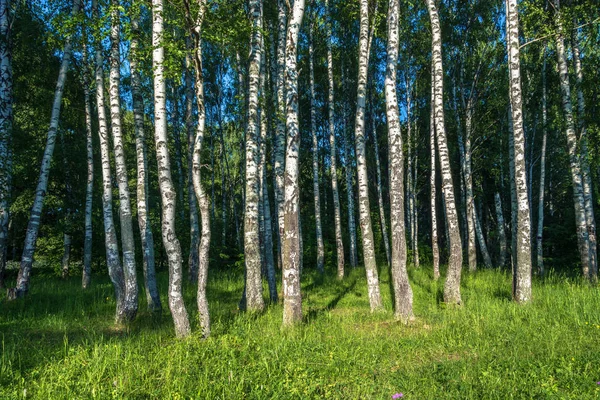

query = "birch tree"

[
  {"left": 243, "top": 0, "right": 265, "bottom": 312},
  {"left": 325, "top": 0, "right": 345, "bottom": 279},
  {"left": 0, "top": 0, "right": 12, "bottom": 288},
  {"left": 92, "top": 0, "right": 126, "bottom": 321},
  {"left": 274, "top": 0, "right": 287, "bottom": 269},
  {"left": 426, "top": 0, "right": 463, "bottom": 305},
  {"left": 571, "top": 22, "right": 597, "bottom": 279},
  {"left": 186, "top": 0, "right": 211, "bottom": 336},
  {"left": 13, "top": 0, "right": 80, "bottom": 297},
  {"left": 131, "top": 3, "right": 161, "bottom": 311},
  {"left": 82, "top": 43, "right": 93, "bottom": 289},
  {"left": 506, "top": 0, "right": 532, "bottom": 302},
  {"left": 553, "top": 0, "right": 591, "bottom": 279},
  {"left": 355, "top": 0, "right": 382, "bottom": 311},
  {"left": 153, "top": 0, "right": 191, "bottom": 337},
  {"left": 309, "top": 17, "right": 324, "bottom": 274},
  {"left": 536, "top": 46, "right": 548, "bottom": 275},
  {"left": 429, "top": 71, "right": 440, "bottom": 280},
  {"left": 386, "top": 0, "right": 413, "bottom": 320},
  {"left": 282, "top": 0, "right": 305, "bottom": 326}
]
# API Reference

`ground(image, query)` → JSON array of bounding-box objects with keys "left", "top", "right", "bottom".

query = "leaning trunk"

[{"left": 14, "top": 0, "right": 80, "bottom": 296}]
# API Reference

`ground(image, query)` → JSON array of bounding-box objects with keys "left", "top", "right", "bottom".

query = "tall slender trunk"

[
  {"left": 326, "top": 0, "right": 345, "bottom": 279},
  {"left": 309, "top": 20, "right": 324, "bottom": 274},
  {"left": 60, "top": 128, "right": 73, "bottom": 279},
  {"left": 243, "top": 0, "right": 265, "bottom": 313},
  {"left": 109, "top": 0, "right": 138, "bottom": 320},
  {"left": 154, "top": 0, "right": 191, "bottom": 337},
  {"left": 508, "top": 109, "right": 518, "bottom": 271},
  {"left": 474, "top": 200, "right": 492, "bottom": 267},
  {"left": 572, "top": 24, "right": 597, "bottom": 279},
  {"left": 282, "top": 0, "right": 305, "bottom": 326},
  {"left": 506, "top": 0, "right": 532, "bottom": 302},
  {"left": 82, "top": 43, "right": 93, "bottom": 289},
  {"left": 355, "top": 0, "right": 382, "bottom": 311},
  {"left": 341, "top": 62, "right": 358, "bottom": 269},
  {"left": 372, "top": 116, "right": 391, "bottom": 266},
  {"left": 537, "top": 47, "right": 548, "bottom": 275},
  {"left": 427, "top": 0, "right": 463, "bottom": 305},
  {"left": 274, "top": 0, "right": 287, "bottom": 270},
  {"left": 553, "top": 0, "right": 590, "bottom": 279},
  {"left": 412, "top": 123, "right": 419, "bottom": 269},
  {"left": 430, "top": 73, "right": 440, "bottom": 280},
  {"left": 170, "top": 84, "right": 186, "bottom": 224},
  {"left": 14, "top": 0, "right": 80, "bottom": 296},
  {"left": 0, "top": 0, "right": 12, "bottom": 288},
  {"left": 185, "top": 40, "right": 200, "bottom": 283},
  {"left": 386, "top": 0, "right": 413, "bottom": 320},
  {"left": 92, "top": 0, "right": 126, "bottom": 321},
  {"left": 259, "top": 27, "right": 277, "bottom": 303},
  {"left": 454, "top": 88, "right": 477, "bottom": 272},
  {"left": 131, "top": 6, "right": 161, "bottom": 311},
  {"left": 185, "top": 0, "right": 211, "bottom": 337},
  {"left": 495, "top": 192, "right": 507, "bottom": 267}
]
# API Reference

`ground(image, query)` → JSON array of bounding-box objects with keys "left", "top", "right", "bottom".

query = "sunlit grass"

[{"left": 1, "top": 264, "right": 600, "bottom": 399}]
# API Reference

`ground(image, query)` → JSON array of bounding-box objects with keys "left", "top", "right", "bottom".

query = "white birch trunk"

[
  {"left": 507, "top": 0, "right": 532, "bottom": 302},
  {"left": 0, "top": 0, "right": 12, "bottom": 287},
  {"left": 282, "top": 0, "right": 305, "bottom": 326},
  {"left": 186, "top": 0, "right": 211, "bottom": 337},
  {"left": 274, "top": 0, "right": 287, "bottom": 270},
  {"left": 243, "top": 0, "right": 265, "bottom": 312},
  {"left": 14, "top": 0, "right": 80, "bottom": 296},
  {"left": 474, "top": 201, "right": 492, "bottom": 267},
  {"left": 326, "top": 0, "right": 345, "bottom": 279},
  {"left": 495, "top": 192, "right": 507, "bottom": 268},
  {"left": 572, "top": 26, "right": 597, "bottom": 279},
  {"left": 386, "top": 0, "right": 413, "bottom": 320},
  {"left": 153, "top": 0, "right": 191, "bottom": 337},
  {"left": 537, "top": 48, "right": 548, "bottom": 275},
  {"left": 131, "top": 6, "right": 161, "bottom": 311},
  {"left": 110, "top": 0, "right": 138, "bottom": 320},
  {"left": 554, "top": 0, "right": 591, "bottom": 279},
  {"left": 372, "top": 117, "right": 391, "bottom": 267},
  {"left": 427, "top": 0, "right": 463, "bottom": 305},
  {"left": 92, "top": 0, "right": 126, "bottom": 321},
  {"left": 355, "top": 0, "right": 383, "bottom": 311},
  {"left": 82, "top": 43, "right": 93, "bottom": 289},
  {"left": 185, "top": 43, "right": 200, "bottom": 283},
  {"left": 259, "top": 26, "right": 277, "bottom": 303},
  {"left": 430, "top": 69, "right": 440, "bottom": 280},
  {"left": 309, "top": 19, "right": 324, "bottom": 274}
]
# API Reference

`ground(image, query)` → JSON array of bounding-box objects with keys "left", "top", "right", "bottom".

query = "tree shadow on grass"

[{"left": 303, "top": 277, "right": 357, "bottom": 323}]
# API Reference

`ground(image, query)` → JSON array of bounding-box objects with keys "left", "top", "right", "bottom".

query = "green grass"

[{"left": 1, "top": 264, "right": 600, "bottom": 399}]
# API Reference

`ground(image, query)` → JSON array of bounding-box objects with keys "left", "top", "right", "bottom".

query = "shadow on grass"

[{"left": 303, "top": 276, "right": 357, "bottom": 323}]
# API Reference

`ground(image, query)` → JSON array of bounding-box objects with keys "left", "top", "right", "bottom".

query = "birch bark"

[
  {"left": 326, "top": 0, "right": 345, "bottom": 279},
  {"left": 430, "top": 73, "right": 440, "bottom": 280},
  {"left": 243, "top": 0, "right": 265, "bottom": 312},
  {"left": 92, "top": 0, "right": 126, "bottom": 321},
  {"left": 15, "top": 0, "right": 80, "bottom": 296},
  {"left": 386, "top": 0, "right": 413, "bottom": 320},
  {"left": 309, "top": 19, "right": 324, "bottom": 274},
  {"left": 426, "top": 0, "right": 463, "bottom": 305},
  {"left": 82, "top": 43, "right": 93, "bottom": 289},
  {"left": 355, "top": 0, "right": 383, "bottom": 311},
  {"left": 554, "top": 0, "right": 591, "bottom": 279},
  {"left": 131, "top": 6, "right": 161, "bottom": 311},
  {"left": 153, "top": 0, "right": 191, "bottom": 337},
  {"left": 282, "top": 0, "right": 305, "bottom": 326},
  {"left": 110, "top": 0, "right": 138, "bottom": 320},
  {"left": 506, "top": 0, "right": 532, "bottom": 302},
  {"left": 537, "top": 47, "right": 548, "bottom": 275}
]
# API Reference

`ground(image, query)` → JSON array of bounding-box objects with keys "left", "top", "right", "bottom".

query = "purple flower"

[
  {"left": 392, "top": 394, "right": 404, "bottom": 399},
  {"left": 597, "top": 381, "right": 600, "bottom": 385}
]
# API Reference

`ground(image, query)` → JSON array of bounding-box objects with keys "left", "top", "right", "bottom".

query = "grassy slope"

[{"left": 1, "top": 265, "right": 600, "bottom": 399}]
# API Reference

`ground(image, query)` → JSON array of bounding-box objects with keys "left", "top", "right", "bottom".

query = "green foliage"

[{"left": 2, "top": 266, "right": 600, "bottom": 398}]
